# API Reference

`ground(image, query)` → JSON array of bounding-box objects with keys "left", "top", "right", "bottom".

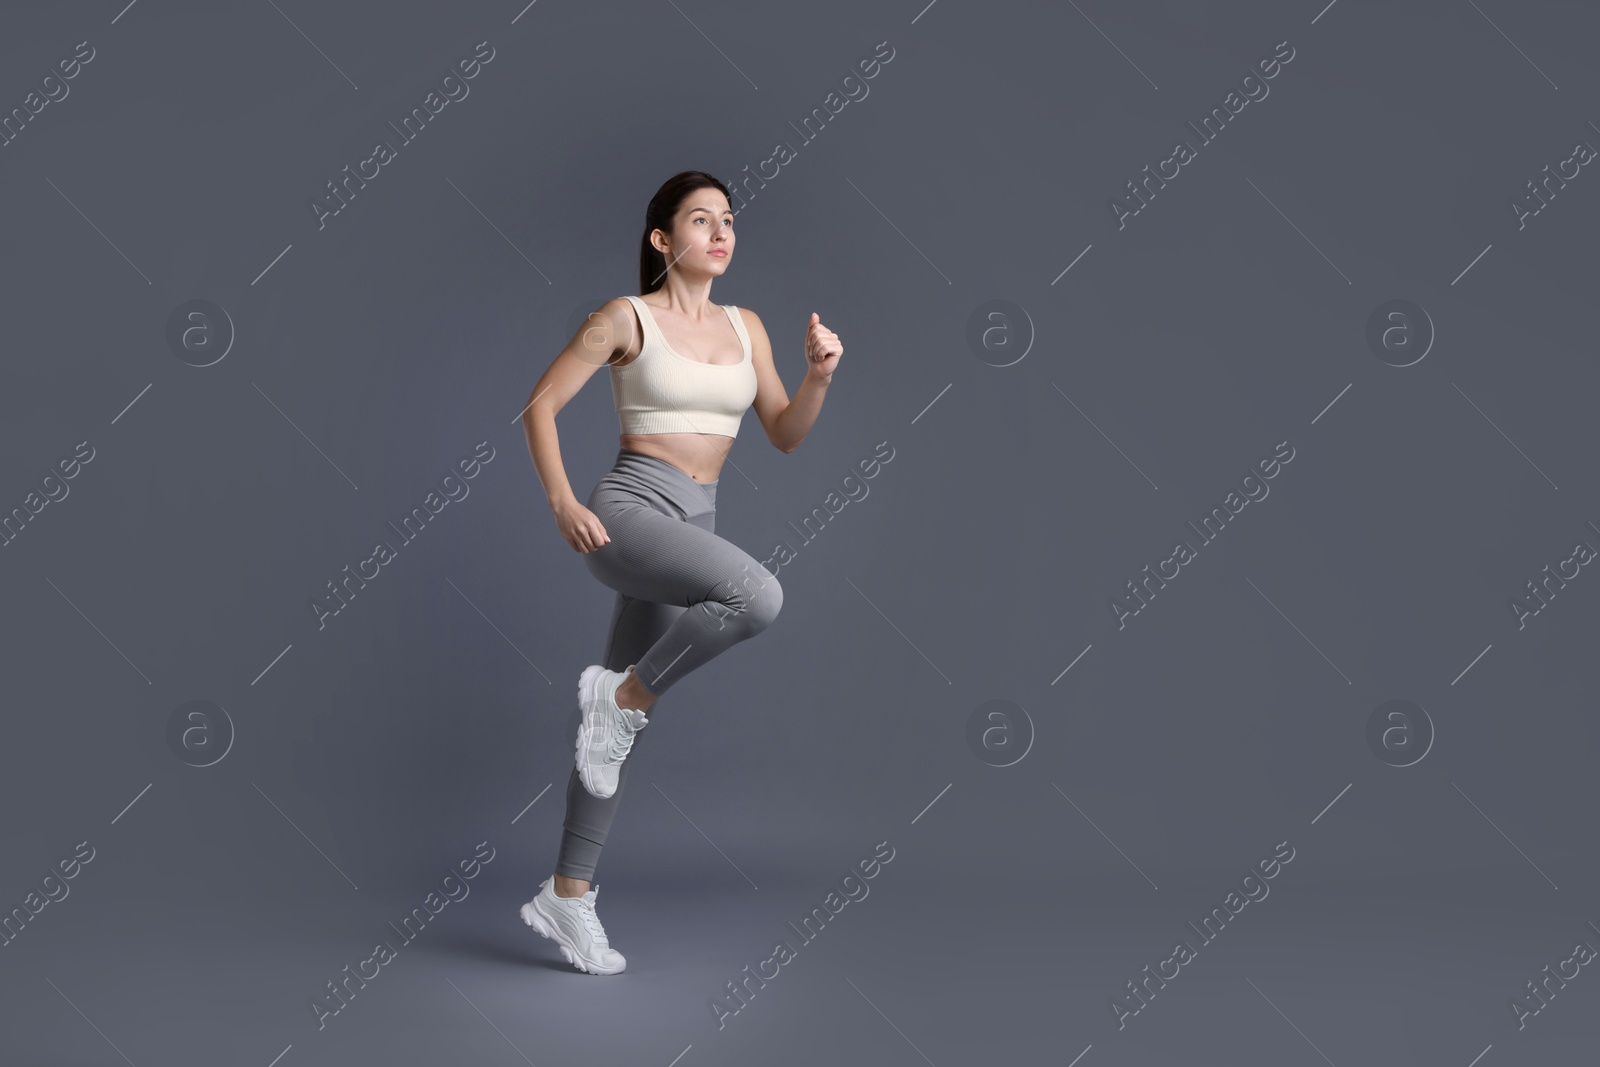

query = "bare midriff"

[{"left": 617, "top": 432, "right": 731, "bottom": 484}]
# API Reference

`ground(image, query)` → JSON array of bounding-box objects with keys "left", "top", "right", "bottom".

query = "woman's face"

[{"left": 661, "top": 191, "right": 734, "bottom": 277}]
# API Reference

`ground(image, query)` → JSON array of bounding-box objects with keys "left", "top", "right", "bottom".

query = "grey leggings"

[{"left": 555, "top": 448, "right": 783, "bottom": 882}]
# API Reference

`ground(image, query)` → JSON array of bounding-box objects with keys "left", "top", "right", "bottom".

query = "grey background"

[{"left": 1, "top": 0, "right": 1596, "bottom": 1064}]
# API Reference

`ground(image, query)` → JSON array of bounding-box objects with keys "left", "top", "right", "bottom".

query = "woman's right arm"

[{"left": 521, "top": 298, "right": 634, "bottom": 553}]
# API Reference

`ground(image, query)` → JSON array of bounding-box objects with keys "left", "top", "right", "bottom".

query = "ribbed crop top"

[{"left": 610, "top": 295, "right": 759, "bottom": 438}]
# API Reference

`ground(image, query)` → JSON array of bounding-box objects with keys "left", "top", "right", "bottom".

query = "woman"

[{"left": 516, "top": 171, "right": 843, "bottom": 975}]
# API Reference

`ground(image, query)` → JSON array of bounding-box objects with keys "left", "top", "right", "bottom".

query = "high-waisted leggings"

[{"left": 555, "top": 448, "right": 784, "bottom": 882}]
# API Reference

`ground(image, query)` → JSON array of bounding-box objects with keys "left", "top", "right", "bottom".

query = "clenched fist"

[{"left": 804, "top": 313, "right": 843, "bottom": 382}]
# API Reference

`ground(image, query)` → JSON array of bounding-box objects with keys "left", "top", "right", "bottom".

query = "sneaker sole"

[
  {"left": 575, "top": 665, "right": 616, "bottom": 799},
  {"left": 519, "top": 899, "right": 625, "bottom": 975}
]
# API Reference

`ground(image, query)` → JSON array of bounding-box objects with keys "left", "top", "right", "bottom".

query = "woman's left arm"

[{"left": 742, "top": 308, "right": 842, "bottom": 454}]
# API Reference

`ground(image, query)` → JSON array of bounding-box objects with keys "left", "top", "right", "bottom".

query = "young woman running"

[{"left": 516, "top": 171, "right": 843, "bottom": 975}]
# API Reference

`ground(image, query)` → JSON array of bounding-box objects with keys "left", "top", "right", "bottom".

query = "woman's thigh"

[{"left": 584, "top": 499, "right": 772, "bottom": 611}]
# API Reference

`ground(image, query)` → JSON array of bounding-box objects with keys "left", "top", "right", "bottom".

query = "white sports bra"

[{"left": 611, "top": 295, "right": 758, "bottom": 438}]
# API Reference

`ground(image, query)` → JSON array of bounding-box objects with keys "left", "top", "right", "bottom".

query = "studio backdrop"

[{"left": 1, "top": 1, "right": 1596, "bottom": 1065}]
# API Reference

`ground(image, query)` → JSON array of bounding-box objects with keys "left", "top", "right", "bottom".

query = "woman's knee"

[
  {"left": 748, "top": 568, "right": 783, "bottom": 629},
  {"left": 711, "top": 562, "right": 783, "bottom": 634}
]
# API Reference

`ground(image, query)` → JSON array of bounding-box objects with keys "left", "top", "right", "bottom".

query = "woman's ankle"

[
  {"left": 553, "top": 873, "right": 590, "bottom": 898},
  {"left": 615, "top": 674, "right": 656, "bottom": 713}
]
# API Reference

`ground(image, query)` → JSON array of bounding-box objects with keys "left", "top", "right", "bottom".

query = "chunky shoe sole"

[
  {"left": 519, "top": 899, "right": 625, "bottom": 975},
  {"left": 575, "top": 664, "right": 618, "bottom": 798}
]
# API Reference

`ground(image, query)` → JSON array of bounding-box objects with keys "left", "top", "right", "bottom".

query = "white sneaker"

[
  {"left": 520, "top": 877, "right": 626, "bottom": 975},
  {"left": 575, "top": 663, "right": 649, "bottom": 799}
]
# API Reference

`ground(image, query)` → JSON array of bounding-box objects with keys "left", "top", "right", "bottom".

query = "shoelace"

[
  {"left": 603, "top": 709, "right": 642, "bottom": 766},
  {"left": 570, "top": 896, "right": 609, "bottom": 944}
]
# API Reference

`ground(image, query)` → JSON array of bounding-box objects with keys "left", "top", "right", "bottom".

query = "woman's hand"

[
  {"left": 804, "top": 313, "right": 842, "bottom": 382},
  {"left": 554, "top": 499, "right": 610, "bottom": 553}
]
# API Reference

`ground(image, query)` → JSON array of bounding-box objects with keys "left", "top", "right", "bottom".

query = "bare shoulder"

[
  {"left": 585, "top": 296, "right": 643, "bottom": 366},
  {"left": 734, "top": 305, "right": 770, "bottom": 338},
  {"left": 595, "top": 295, "right": 639, "bottom": 327}
]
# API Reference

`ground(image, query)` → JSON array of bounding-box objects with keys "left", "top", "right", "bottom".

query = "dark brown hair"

[{"left": 638, "top": 171, "right": 733, "bottom": 294}]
